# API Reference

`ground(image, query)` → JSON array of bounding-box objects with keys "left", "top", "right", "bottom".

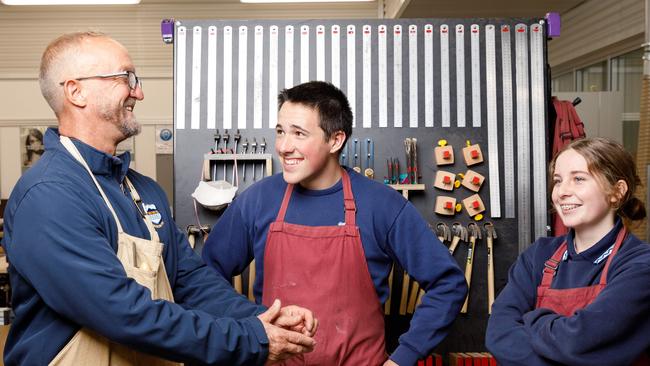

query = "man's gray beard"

[
  {"left": 119, "top": 117, "right": 141, "bottom": 138},
  {"left": 99, "top": 101, "right": 141, "bottom": 139}
]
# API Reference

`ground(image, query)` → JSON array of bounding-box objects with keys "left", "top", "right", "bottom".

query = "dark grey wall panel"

[{"left": 172, "top": 17, "right": 550, "bottom": 357}]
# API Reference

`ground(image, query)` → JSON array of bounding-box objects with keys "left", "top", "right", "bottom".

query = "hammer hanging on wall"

[
  {"left": 449, "top": 222, "right": 467, "bottom": 255},
  {"left": 484, "top": 222, "right": 497, "bottom": 314},
  {"left": 461, "top": 222, "right": 481, "bottom": 314}
]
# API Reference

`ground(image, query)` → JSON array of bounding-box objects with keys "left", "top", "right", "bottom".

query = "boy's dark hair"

[{"left": 278, "top": 81, "right": 353, "bottom": 150}]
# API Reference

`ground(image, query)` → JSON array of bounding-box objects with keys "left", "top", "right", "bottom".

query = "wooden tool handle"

[
  {"left": 487, "top": 237, "right": 494, "bottom": 314},
  {"left": 399, "top": 272, "right": 410, "bottom": 315},
  {"left": 449, "top": 236, "right": 461, "bottom": 255},
  {"left": 233, "top": 275, "right": 243, "bottom": 294},
  {"left": 248, "top": 259, "right": 256, "bottom": 302},
  {"left": 416, "top": 288, "right": 425, "bottom": 308},
  {"left": 460, "top": 239, "right": 476, "bottom": 313},
  {"left": 187, "top": 233, "right": 196, "bottom": 249},
  {"left": 407, "top": 281, "right": 420, "bottom": 313},
  {"left": 384, "top": 265, "right": 394, "bottom": 315}
]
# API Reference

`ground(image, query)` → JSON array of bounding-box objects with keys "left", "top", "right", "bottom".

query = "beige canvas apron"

[{"left": 49, "top": 136, "right": 181, "bottom": 366}]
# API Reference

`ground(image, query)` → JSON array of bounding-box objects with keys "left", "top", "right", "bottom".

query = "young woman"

[{"left": 486, "top": 137, "right": 650, "bottom": 365}]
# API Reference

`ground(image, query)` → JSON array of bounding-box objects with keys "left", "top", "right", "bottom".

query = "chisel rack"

[{"left": 202, "top": 153, "right": 273, "bottom": 181}]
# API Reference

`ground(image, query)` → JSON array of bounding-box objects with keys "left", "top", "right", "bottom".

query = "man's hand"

[
  {"left": 274, "top": 304, "right": 318, "bottom": 337},
  {"left": 383, "top": 359, "right": 399, "bottom": 366},
  {"left": 258, "top": 299, "right": 316, "bottom": 364}
]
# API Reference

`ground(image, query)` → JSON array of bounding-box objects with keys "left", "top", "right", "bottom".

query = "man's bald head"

[{"left": 39, "top": 31, "right": 111, "bottom": 115}]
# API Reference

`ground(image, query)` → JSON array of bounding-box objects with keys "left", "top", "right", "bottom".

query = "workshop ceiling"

[
  {"left": 395, "top": 0, "right": 585, "bottom": 18},
  {"left": 140, "top": 0, "right": 585, "bottom": 18}
]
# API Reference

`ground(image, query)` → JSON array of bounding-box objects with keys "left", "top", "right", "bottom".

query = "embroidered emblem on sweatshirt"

[{"left": 143, "top": 203, "right": 164, "bottom": 228}]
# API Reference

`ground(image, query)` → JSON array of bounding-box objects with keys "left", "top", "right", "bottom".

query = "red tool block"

[
  {"left": 461, "top": 169, "right": 485, "bottom": 192},
  {"left": 462, "top": 144, "right": 484, "bottom": 166},
  {"left": 434, "top": 196, "right": 457, "bottom": 216},
  {"left": 462, "top": 194, "right": 486, "bottom": 217},
  {"left": 434, "top": 146, "right": 455, "bottom": 165},
  {"left": 434, "top": 170, "right": 456, "bottom": 191}
]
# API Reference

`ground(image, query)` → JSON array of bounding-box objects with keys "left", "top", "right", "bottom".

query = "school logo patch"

[{"left": 143, "top": 203, "right": 164, "bottom": 228}]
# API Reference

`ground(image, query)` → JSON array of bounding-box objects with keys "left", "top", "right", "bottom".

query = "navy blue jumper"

[
  {"left": 2, "top": 128, "right": 269, "bottom": 366},
  {"left": 486, "top": 220, "right": 650, "bottom": 366}
]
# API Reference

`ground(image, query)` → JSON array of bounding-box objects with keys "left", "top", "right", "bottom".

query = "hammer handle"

[
  {"left": 487, "top": 237, "right": 495, "bottom": 314},
  {"left": 384, "top": 265, "right": 394, "bottom": 315},
  {"left": 187, "top": 233, "right": 196, "bottom": 249},
  {"left": 407, "top": 281, "right": 420, "bottom": 313},
  {"left": 248, "top": 260, "right": 256, "bottom": 302},
  {"left": 449, "top": 236, "right": 461, "bottom": 255},
  {"left": 233, "top": 275, "right": 243, "bottom": 294},
  {"left": 399, "top": 272, "right": 410, "bottom": 315},
  {"left": 460, "top": 238, "right": 476, "bottom": 313}
]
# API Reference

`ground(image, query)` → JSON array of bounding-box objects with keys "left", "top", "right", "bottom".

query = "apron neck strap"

[
  {"left": 60, "top": 136, "right": 125, "bottom": 234},
  {"left": 341, "top": 169, "right": 356, "bottom": 226},
  {"left": 60, "top": 136, "right": 160, "bottom": 242},
  {"left": 599, "top": 226, "right": 627, "bottom": 285},
  {"left": 275, "top": 167, "right": 356, "bottom": 225},
  {"left": 276, "top": 183, "right": 294, "bottom": 223},
  {"left": 540, "top": 241, "right": 567, "bottom": 287}
]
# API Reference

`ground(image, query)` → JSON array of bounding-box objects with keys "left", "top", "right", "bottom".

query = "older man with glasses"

[{"left": 1, "top": 31, "right": 317, "bottom": 366}]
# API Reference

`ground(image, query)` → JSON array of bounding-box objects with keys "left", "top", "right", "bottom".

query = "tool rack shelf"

[
  {"left": 388, "top": 184, "right": 426, "bottom": 200},
  {"left": 202, "top": 153, "right": 273, "bottom": 180}
]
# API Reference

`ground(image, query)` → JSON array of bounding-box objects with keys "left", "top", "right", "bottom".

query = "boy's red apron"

[
  {"left": 536, "top": 227, "right": 649, "bottom": 365},
  {"left": 262, "top": 168, "right": 387, "bottom": 365}
]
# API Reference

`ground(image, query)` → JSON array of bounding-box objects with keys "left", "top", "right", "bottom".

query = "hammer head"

[
  {"left": 186, "top": 224, "right": 210, "bottom": 235},
  {"left": 467, "top": 222, "right": 482, "bottom": 240},
  {"left": 436, "top": 222, "right": 452, "bottom": 242},
  {"left": 452, "top": 222, "right": 468, "bottom": 242},
  {"left": 484, "top": 222, "right": 497, "bottom": 239}
]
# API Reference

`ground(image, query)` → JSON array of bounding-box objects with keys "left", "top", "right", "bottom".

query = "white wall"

[
  {"left": 548, "top": 0, "right": 644, "bottom": 74},
  {"left": 554, "top": 91, "right": 624, "bottom": 143}
]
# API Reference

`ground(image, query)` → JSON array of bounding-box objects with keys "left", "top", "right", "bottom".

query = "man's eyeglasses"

[{"left": 59, "top": 71, "right": 142, "bottom": 90}]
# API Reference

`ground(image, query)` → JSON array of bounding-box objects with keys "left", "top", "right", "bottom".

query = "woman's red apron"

[
  {"left": 536, "top": 227, "right": 649, "bottom": 365},
  {"left": 262, "top": 169, "right": 387, "bottom": 365}
]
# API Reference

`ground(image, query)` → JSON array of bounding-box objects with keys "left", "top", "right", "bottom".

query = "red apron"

[
  {"left": 262, "top": 168, "right": 387, "bottom": 366},
  {"left": 536, "top": 227, "right": 649, "bottom": 365}
]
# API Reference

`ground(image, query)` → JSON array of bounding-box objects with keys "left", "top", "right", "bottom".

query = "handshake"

[{"left": 257, "top": 299, "right": 319, "bottom": 365}]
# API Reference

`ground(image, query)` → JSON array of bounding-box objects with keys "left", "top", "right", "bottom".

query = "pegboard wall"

[{"left": 172, "top": 17, "right": 550, "bottom": 358}]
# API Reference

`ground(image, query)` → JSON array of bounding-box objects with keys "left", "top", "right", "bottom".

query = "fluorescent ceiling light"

[
  {"left": 1, "top": 0, "right": 140, "bottom": 4},
  {"left": 241, "top": 0, "right": 372, "bottom": 2}
]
